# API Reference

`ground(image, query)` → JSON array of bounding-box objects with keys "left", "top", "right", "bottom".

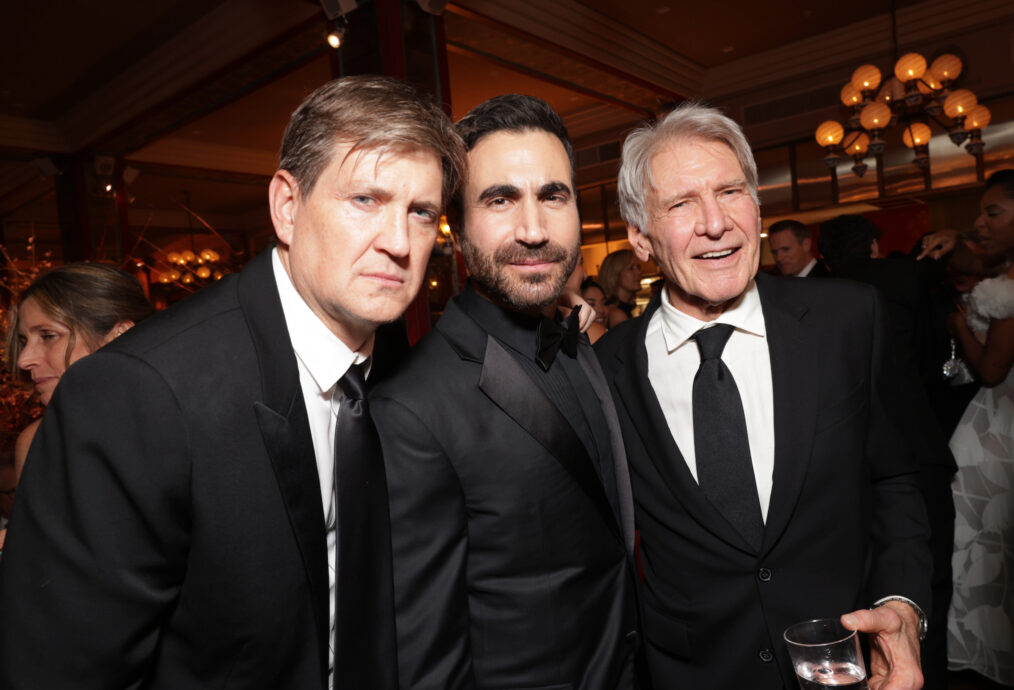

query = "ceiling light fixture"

[{"left": 815, "top": 50, "right": 990, "bottom": 198}]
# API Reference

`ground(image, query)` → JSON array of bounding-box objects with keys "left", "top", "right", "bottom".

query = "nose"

[
  {"left": 18, "top": 340, "right": 39, "bottom": 371},
  {"left": 699, "top": 194, "right": 733, "bottom": 239},
  {"left": 374, "top": 207, "right": 412, "bottom": 258},
  {"left": 514, "top": 198, "right": 549, "bottom": 246}
]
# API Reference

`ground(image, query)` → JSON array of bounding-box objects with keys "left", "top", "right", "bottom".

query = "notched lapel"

[
  {"left": 758, "top": 279, "right": 820, "bottom": 551},
  {"left": 609, "top": 303, "right": 758, "bottom": 553},
  {"left": 479, "top": 337, "right": 622, "bottom": 542}
]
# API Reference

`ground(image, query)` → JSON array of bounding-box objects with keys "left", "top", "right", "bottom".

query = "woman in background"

[
  {"left": 7, "top": 263, "right": 154, "bottom": 482},
  {"left": 597, "top": 248, "right": 642, "bottom": 328},
  {"left": 941, "top": 170, "right": 1014, "bottom": 687}
]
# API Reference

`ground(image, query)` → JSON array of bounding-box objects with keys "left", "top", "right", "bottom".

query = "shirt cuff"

[{"left": 873, "top": 595, "right": 928, "bottom": 641}]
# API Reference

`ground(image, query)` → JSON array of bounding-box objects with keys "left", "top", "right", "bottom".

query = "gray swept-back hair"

[{"left": 617, "top": 102, "right": 758, "bottom": 232}]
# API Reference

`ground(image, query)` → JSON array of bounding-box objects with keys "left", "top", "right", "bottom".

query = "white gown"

[{"left": 947, "top": 274, "right": 1014, "bottom": 686}]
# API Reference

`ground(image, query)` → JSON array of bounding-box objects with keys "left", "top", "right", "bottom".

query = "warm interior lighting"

[
  {"left": 943, "top": 89, "right": 977, "bottom": 118},
  {"left": 894, "top": 53, "right": 927, "bottom": 82},
  {"left": 327, "top": 31, "right": 341, "bottom": 48},
  {"left": 844, "top": 131, "right": 870, "bottom": 156},
  {"left": 850, "top": 64, "right": 882, "bottom": 91},
  {"left": 839, "top": 83, "right": 861, "bottom": 107},
  {"left": 815, "top": 120, "right": 844, "bottom": 146},
  {"left": 902, "top": 122, "right": 932, "bottom": 148},
  {"left": 966, "top": 104, "right": 991, "bottom": 130},
  {"left": 859, "top": 102, "right": 891, "bottom": 131},
  {"left": 929, "top": 53, "right": 963, "bottom": 82}
]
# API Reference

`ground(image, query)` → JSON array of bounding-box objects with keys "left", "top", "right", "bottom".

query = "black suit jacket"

[
  {"left": 371, "top": 294, "right": 640, "bottom": 689},
  {"left": 0, "top": 250, "right": 395, "bottom": 689},
  {"left": 595, "top": 273, "right": 931, "bottom": 689}
]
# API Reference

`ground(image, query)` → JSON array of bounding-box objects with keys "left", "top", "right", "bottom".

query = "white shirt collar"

[
  {"left": 796, "top": 257, "right": 818, "bottom": 277},
  {"left": 271, "top": 247, "right": 367, "bottom": 395},
  {"left": 656, "top": 280, "right": 766, "bottom": 354}
]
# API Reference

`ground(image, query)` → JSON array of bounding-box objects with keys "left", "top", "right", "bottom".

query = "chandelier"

[{"left": 815, "top": 52, "right": 991, "bottom": 196}]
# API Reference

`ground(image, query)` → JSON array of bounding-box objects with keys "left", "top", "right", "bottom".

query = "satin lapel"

[
  {"left": 578, "top": 341, "right": 636, "bottom": 554},
  {"left": 479, "top": 336, "right": 623, "bottom": 544},
  {"left": 756, "top": 275, "right": 819, "bottom": 552},
  {"left": 239, "top": 250, "right": 329, "bottom": 673},
  {"left": 608, "top": 297, "right": 756, "bottom": 553}
]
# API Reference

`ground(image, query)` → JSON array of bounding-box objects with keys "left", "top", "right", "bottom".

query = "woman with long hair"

[{"left": 597, "top": 248, "right": 642, "bottom": 328}]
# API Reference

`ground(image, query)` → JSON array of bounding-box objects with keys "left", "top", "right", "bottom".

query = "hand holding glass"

[{"left": 783, "top": 618, "right": 869, "bottom": 689}]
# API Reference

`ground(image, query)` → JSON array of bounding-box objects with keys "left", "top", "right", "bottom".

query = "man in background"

[{"left": 767, "top": 218, "right": 828, "bottom": 276}]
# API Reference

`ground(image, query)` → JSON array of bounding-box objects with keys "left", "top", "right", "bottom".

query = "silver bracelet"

[{"left": 873, "top": 596, "right": 928, "bottom": 641}]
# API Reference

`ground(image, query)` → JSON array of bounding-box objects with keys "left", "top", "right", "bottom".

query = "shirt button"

[
  {"left": 759, "top": 649, "right": 774, "bottom": 663},
  {"left": 758, "top": 567, "right": 772, "bottom": 582}
]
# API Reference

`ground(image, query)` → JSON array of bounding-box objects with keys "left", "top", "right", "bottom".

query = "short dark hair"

[
  {"left": 279, "top": 75, "right": 465, "bottom": 208},
  {"left": 579, "top": 278, "right": 604, "bottom": 295},
  {"left": 768, "top": 219, "right": 811, "bottom": 244},
  {"left": 818, "top": 214, "right": 881, "bottom": 268},
  {"left": 451, "top": 94, "right": 576, "bottom": 235},
  {"left": 984, "top": 168, "right": 1014, "bottom": 199}
]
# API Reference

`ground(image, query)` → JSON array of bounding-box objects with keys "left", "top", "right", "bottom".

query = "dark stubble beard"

[{"left": 461, "top": 238, "right": 580, "bottom": 313}]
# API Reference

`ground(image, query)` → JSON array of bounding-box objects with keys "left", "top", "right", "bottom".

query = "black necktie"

[
  {"left": 333, "top": 363, "right": 396, "bottom": 687},
  {"left": 691, "top": 325, "right": 764, "bottom": 550},
  {"left": 536, "top": 305, "right": 581, "bottom": 371}
]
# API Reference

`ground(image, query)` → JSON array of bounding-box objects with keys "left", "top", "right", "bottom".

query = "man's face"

[
  {"left": 628, "top": 136, "right": 761, "bottom": 321},
  {"left": 459, "top": 130, "right": 580, "bottom": 313},
  {"left": 271, "top": 145, "right": 443, "bottom": 350},
  {"left": 768, "top": 229, "right": 812, "bottom": 276}
]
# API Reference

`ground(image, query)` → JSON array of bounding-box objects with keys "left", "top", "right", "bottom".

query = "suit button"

[
  {"left": 758, "top": 567, "right": 772, "bottom": 582},
  {"left": 625, "top": 630, "right": 639, "bottom": 645},
  {"left": 759, "top": 649, "right": 774, "bottom": 663}
]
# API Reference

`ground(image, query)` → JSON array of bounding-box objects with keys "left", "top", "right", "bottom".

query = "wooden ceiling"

[{"left": 0, "top": 0, "right": 1012, "bottom": 266}]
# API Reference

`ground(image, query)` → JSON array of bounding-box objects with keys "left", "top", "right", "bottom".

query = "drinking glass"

[{"left": 783, "top": 618, "right": 869, "bottom": 689}]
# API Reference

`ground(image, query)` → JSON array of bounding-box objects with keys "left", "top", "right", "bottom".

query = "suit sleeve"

[
  {"left": 864, "top": 287, "right": 934, "bottom": 613},
  {"left": 372, "top": 395, "right": 475, "bottom": 690},
  {"left": 0, "top": 352, "right": 191, "bottom": 689}
]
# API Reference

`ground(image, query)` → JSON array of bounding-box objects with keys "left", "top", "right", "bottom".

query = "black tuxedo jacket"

[
  {"left": 0, "top": 250, "right": 395, "bottom": 689},
  {"left": 371, "top": 295, "right": 641, "bottom": 690},
  {"left": 595, "top": 273, "right": 931, "bottom": 689}
]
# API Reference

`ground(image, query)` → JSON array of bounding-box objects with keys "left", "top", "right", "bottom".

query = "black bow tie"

[{"left": 536, "top": 305, "right": 581, "bottom": 371}]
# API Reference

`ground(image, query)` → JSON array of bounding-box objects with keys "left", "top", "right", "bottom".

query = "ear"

[
  {"left": 269, "top": 170, "right": 301, "bottom": 247},
  {"left": 801, "top": 236, "right": 812, "bottom": 253},
  {"left": 101, "top": 320, "right": 136, "bottom": 346},
  {"left": 627, "top": 224, "right": 653, "bottom": 262},
  {"left": 870, "top": 237, "right": 880, "bottom": 259}
]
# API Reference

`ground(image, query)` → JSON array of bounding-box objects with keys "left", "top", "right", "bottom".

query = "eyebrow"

[
  {"left": 539, "top": 181, "right": 572, "bottom": 198},
  {"left": 478, "top": 184, "right": 521, "bottom": 202},
  {"left": 655, "top": 178, "right": 748, "bottom": 207}
]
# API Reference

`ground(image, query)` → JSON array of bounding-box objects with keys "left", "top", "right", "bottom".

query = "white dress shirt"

[
  {"left": 645, "top": 281, "right": 776, "bottom": 519},
  {"left": 796, "top": 257, "right": 818, "bottom": 277},
  {"left": 272, "top": 248, "right": 368, "bottom": 687}
]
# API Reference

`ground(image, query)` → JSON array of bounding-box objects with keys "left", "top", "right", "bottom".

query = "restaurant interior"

[{"left": 1, "top": 0, "right": 1013, "bottom": 336}]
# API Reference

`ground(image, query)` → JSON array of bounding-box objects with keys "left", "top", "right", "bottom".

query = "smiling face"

[
  {"left": 581, "top": 284, "right": 608, "bottom": 324},
  {"left": 16, "top": 297, "right": 95, "bottom": 405},
  {"left": 628, "top": 136, "right": 761, "bottom": 321},
  {"left": 976, "top": 183, "right": 1014, "bottom": 259},
  {"left": 271, "top": 144, "right": 444, "bottom": 351},
  {"left": 459, "top": 129, "right": 580, "bottom": 313}
]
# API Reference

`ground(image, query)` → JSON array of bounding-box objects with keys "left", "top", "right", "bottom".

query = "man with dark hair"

[
  {"left": 371, "top": 94, "right": 641, "bottom": 689},
  {"left": 817, "top": 213, "right": 883, "bottom": 269},
  {"left": 0, "top": 75, "right": 465, "bottom": 689},
  {"left": 767, "top": 219, "right": 828, "bottom": 277}
]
